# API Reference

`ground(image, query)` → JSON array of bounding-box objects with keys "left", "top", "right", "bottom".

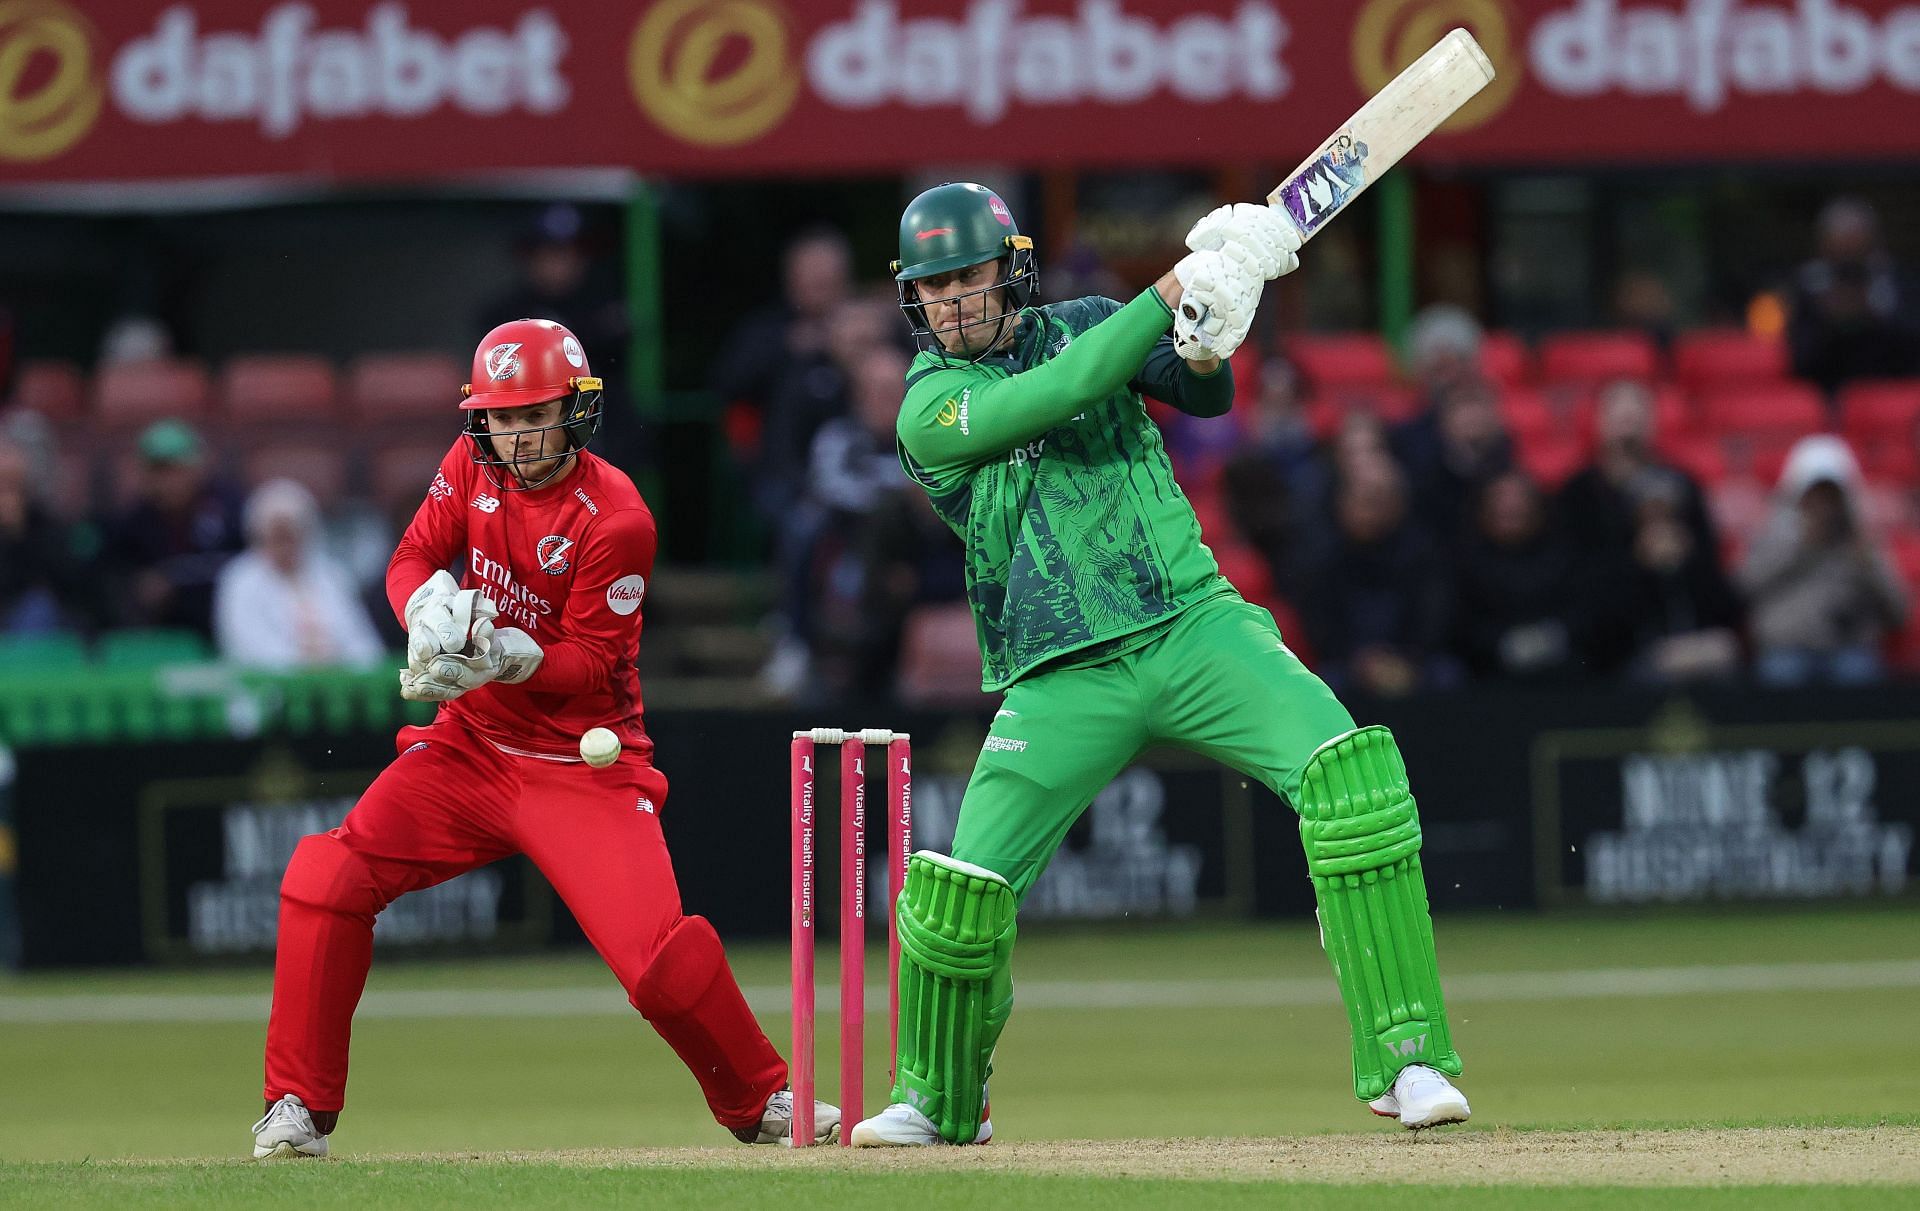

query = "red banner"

[{"left": 3, "top": 0, "right": 1918, "bottom": 187}]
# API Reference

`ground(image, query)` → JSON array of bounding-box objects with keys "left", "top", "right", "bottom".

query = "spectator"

[
  {"left": 1787, "top": 197, "right": 1920, "bottom": 397},
  {"left": 476, "top": 203, "right": 641, "bottom": 470},
  {"left": 709, "top": 227, "right": 854, "bottom": 461},
  {"left": 1404, "top": 303, "right": 1484, "bottom": 408},
  {"left": 1452, "top": 471, "right": 1587, "bottom": 683},
  {"left": 1221, "top": 355, "right": 1320, "bottom": 590},
  {"left": 1559, "top": 379, "right": 1722, "bottom": 566},
  {"left": 1739, "top": 435, "right": 1908, "bottom": 686},
  {"left": 103, "top": 419, "right": 245, "bottom": 637},
  {"left": 755, "top": 294, "right": 896, "bottom": 525},
  {"left": 766, "top": 342, "right": 942, "bottom": 701},
  {"left": 0, "top": 434, "right": 81, "bottom": 633},
  {"left": 1606, "top": 468, "right": 1744, "bottom": 682},
  {"left": 214, "top": 479, "right": 384, "bottom": 670},
  {"left": 1393, "top": 378, "right": 1514, "bottom": 547},
  {"left": 1300, "top": 459, "right": 1459, "bottom": 697}
]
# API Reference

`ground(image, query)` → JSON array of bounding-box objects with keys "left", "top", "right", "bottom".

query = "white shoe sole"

[
  {"left": 849, "top": 1120, "right": 991, "bottom": 1147},
  {"left": 253, "top": 1141, "right": 326, "bottom": 1160}
]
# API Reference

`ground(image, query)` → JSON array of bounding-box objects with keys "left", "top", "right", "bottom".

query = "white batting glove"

[
  {"left": 404, "top": 572, "right": 497, "bottom": 673},
  {"left": 1171, "top": 250, "right": 1262, "bottom": 362},
  {"left": 1185, "top": 203, "right": 1302, "bottom": 281},
  {"left": 399, "top": 626, "right": 544, "bottom": 702}
]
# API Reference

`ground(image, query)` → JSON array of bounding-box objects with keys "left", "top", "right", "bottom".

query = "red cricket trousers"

[{"left": 262, "top": 718, "right": 786, "bottom": 1129}]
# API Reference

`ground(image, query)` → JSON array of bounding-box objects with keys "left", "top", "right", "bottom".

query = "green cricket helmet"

[{"left": 891, "top": 182, "right": 1037, "bottom": 361}]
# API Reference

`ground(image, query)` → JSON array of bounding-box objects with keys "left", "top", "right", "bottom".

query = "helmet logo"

[
  {"left": 988, "top": 196, "right": 1012, "bottom": 225},
  {"left": 485, "top": 342, "right": 523, "bottom": 381},
  {"left": 915, "top": 227, "right": 954, "bottom": 240},
  {"left": 562, "top": 336, "right": 585, "bottom": 368}
]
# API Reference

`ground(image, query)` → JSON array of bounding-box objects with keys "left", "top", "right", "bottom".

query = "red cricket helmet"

[{"left": 460, "top": 318, "right": 604, "bottom": 490}]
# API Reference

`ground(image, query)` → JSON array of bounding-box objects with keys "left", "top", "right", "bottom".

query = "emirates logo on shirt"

[{"left": 537, "top": 534, "right": 573, "bottom": 575}]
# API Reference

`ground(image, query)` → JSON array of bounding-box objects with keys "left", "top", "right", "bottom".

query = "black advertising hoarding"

[{"left": 8, "top": 690, "right": 1916, "bottom": 967}]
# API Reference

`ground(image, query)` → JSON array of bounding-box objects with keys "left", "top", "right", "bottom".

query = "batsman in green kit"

[{"left": 847, "top": 184, "right": 1470, "bottom": 1147}]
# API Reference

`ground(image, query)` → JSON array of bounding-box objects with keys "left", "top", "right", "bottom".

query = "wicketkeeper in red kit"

[{"left": 251, "top": 319, "right": 839, "bottom": 1157}]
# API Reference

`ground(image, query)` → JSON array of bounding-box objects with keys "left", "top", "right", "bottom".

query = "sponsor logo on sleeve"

[
  {"left": 429, "top": 471, "right": 454, "bottom": 500},
  {"left": 936, "top": 398, "right": 958, "bottom": 427},
  {"left": 573, "top": 487, "right": 599, "bottom": 515},
  {"left": 606, "top": 573, "right": 647, "bottom": 616},
  {"left": 958, "top": 387, "right": 971, "bottom": 435}
]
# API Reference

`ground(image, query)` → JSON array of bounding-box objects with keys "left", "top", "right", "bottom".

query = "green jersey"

[{"left": 897, "top": 288, "right": 1237, "bottom": 690}]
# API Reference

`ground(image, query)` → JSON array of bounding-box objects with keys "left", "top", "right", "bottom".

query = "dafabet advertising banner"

[{"left": 3, "top": 1, "right": 1918, "bottom": 183}]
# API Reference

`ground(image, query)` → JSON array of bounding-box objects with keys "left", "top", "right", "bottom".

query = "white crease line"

[{"left": 2, "top": 959, "right": 1917, "bottom": 1025}]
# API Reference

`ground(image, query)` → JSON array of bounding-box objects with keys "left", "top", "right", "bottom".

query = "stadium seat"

[
  {"left": 7, "top": 359, "right": 83, "bottom": 419},
  {"left": 245, "top": 444, "right": 349, "bottom": 504},
  {"left": 895, "top": 603, "right": 992, "bottom": 707},
  {"left": 1673, "top": 329, "right": 1788, "bottom": 389},
  {"left": 1839, "top": 380, "right": 1920, "bottom": 445},
  {"left": 1664, "top": 434, "right": 1730, "bottom": 486},
  {"left": 346, "top": 352, "right": 464, "bottom": 420},
  {"left": 1307, "top": 383, "right": 1419, "bottom": 426},
  {"left": 1860, "top": 441, "right": 1920, "bottom": 487},
  {"left": 1515, "top": 435, "right": 1586, "bottom": 487},
  {"left": 1479, "top": 331, "right": 1531, "bottom": 387},
  {"left": 91, "top": 358, "right": 211, "bottom": 428},
  {"left": 1538, "top": 330, "right": 1660, "bottom": 385},
  {"left": 220, "top": 354, "right": 337, "bottom": 421},
  {"left": 1210, "top": 538, "right": 1273, "bottom": 605},
  {"left": 372, "top": 441, "right": 454, "bottom": 518},
  {"left": 95, "top": 628, "right": 212, "bottom": 667},
  {"left": 1287, "top": 333, "right": 1396, "bottom": 388},
  {"left": 1498, "top": 387, "right": 1557, "bottom": 443},
  {"left": 1701, "top": 383, "right": 1827, "bottom": 437}
]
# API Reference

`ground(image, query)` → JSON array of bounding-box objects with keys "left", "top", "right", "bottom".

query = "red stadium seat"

[
  {"left": 1479, "top": 331, "right": 1531, "bottom": 387},
  {"left": 895, "top": 603, "right": 993, "bottom": 708},
  {"left": 371, "top": 441, "right": 454, "bottom": 519},
  {"left": 220, "top": 354, "right": 337, "bottom": 421},
  {"left": 1287, "top": 333, "right": 1396, "bottom": 389},
  {"left": 1515, "top": 436, "right": 1586, "bottom": 488},
  {"left": 91, "top": 358, "right": 211, "bottom": 428},
  {"left": 7, "top": 359, "right": 83, "bottom": 420},
  {"left": 1839, "top": 379, "right": 1920, "bottom": 446},
  {"left": 1498, "top": 387, "right": 1558, "bottom": 443},
  {"left": 244, "top": 445, "right": 349, "bottom": 505},
  {"left": 1538, "top": 331, "right": 1660, "bottom": 385},
  {"left": 347, "top": 352, "right": 464, "bottom": 420},
  {"left": 1701, "top": 382, "right": 1827, "bottom": 437},
  {"left": 1861, "top": 441, "right": 1920, "bottom": 487},
  {"left": 1673, "top": 329, "right": 1788, "bottom": 389},
  {"left": 1665, "top": 434, "right": 1730, "bottom": 486},
  {"left": 1210, "top": 539, "right": 1273, "bottom": 606}
]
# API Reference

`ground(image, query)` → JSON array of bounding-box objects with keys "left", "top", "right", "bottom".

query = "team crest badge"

[
  {"left": 537, "top": 534, "right": 574, "bottom": 574},
  {"left": 485, "top": 341, "right": 523, "bottom": 381}
]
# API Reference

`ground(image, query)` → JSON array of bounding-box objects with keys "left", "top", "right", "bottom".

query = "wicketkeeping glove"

[
  {"left": 1185, "top": 202, "right": 1302, "bottom": 281},
  {"left": 403, "top": 571, "right": 496, "bottom": 673},
  {"left": 1171, "top": 249, "right": 1263, "bottom": 362},
  {"left": 398, "top": 626, "right": 545, "bottom": 702}
]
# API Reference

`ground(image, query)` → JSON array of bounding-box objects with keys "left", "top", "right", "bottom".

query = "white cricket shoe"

[
  {"left": 1368, "top": 1064, "right": 1471, "bottom": 1130},
  {"left": 849, "top": 1101, "right": 992, "bottom": 1147},
  {"left": 734, "top": 1088, "right": 842, "bottom": 1145},
  {"left": 251, "top": 1094, "right": 329, "bottom": 1159}
]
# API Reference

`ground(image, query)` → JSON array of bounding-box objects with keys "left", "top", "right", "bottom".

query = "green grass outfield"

[{"left": 2, "top": 904, "right": 1917, "bottom": 1207}]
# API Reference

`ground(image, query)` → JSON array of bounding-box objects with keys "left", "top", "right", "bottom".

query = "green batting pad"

[
  {"left": 1297, "top": 726, "right": 1462, "bottom": 1101},
  {"left": 891, "top": 851, "right": 1018, "bottom": 1144}
]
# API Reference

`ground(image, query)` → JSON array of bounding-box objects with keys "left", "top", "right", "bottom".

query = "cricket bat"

[{"left": 1184, "top": 29, "right": 1494, "bottom": 321}]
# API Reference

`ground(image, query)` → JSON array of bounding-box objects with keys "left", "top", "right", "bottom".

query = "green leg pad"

[
  {"left": 1297, "top": 726, "right": 1462, "bottom": 1100},
  {"left": 890, "top": 851, "right": 1018, "bottom": 1144}
]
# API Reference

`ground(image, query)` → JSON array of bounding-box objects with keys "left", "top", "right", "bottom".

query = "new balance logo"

[
  {"left": 635, "top": 797, "right": 656, "bottom": 814},
  {"left": 1387, "top": 1034, "right": 1428, "bottom": 1059},
  {"left": 471, "top": 494, "right": 501, "bottom": 513}
]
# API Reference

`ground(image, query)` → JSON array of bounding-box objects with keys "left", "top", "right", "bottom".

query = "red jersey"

[{"left": 385, "top": 442, "right": 656, "bottom": 761}]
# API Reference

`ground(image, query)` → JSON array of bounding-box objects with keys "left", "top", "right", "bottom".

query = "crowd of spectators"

[{"left": 5, "top": 196, "right": 1918, "bottom": 703}]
